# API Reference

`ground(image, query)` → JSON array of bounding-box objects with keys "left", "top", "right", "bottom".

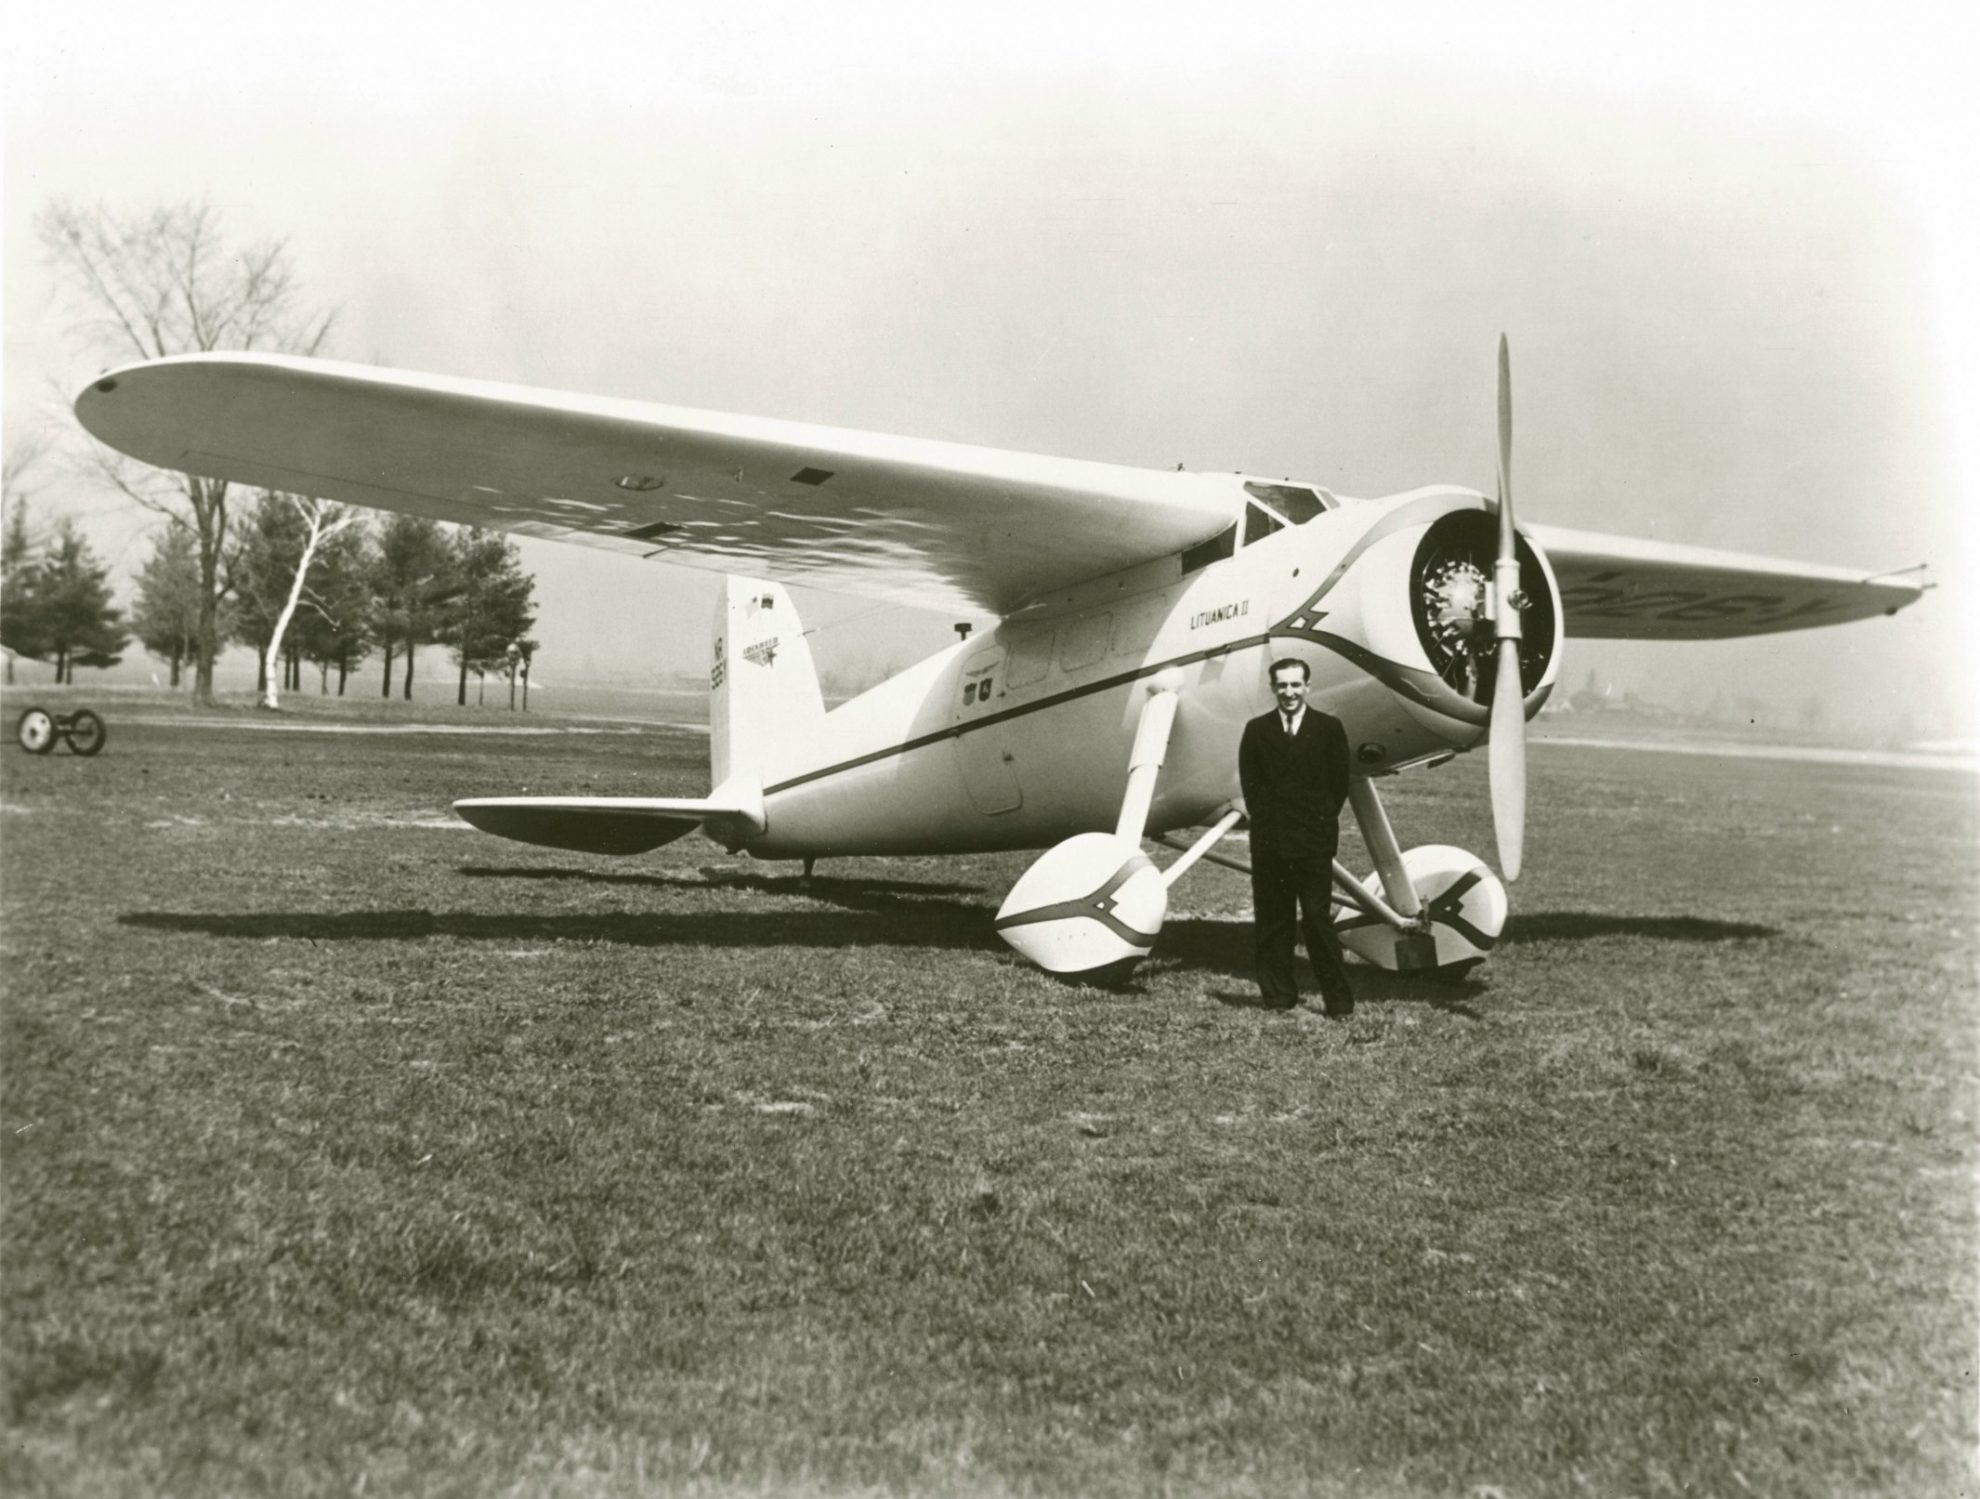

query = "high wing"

[
  {"left": 74, "top": 353, "right": 1926, "bottom": 634},
  {"left": 74, "top": 354, "right": 1242, "bottom": 617},
  {"left": 1529, "top": 523, "right": 1926, "bottom": 640}
]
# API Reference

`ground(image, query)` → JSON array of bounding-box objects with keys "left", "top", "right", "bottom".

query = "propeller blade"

[
  {"left": 1489, "top": 636, "right": 1526, "bottom": 880},
  {"left": 1496, "top": 332, "right": 1514, "bottom": 556},
  {"left": 1489, "top": 333, "right": 1526, "bottom": 881}
]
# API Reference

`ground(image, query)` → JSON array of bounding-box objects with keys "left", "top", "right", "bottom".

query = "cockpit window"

[
  {"left": 1243, "top": 481, "right": 1332, "bottom": 523},
  {"left": 1243, "top": 503, "right": 1285, "bottom": 546},
  {"left": 1183, "top": 481, "right": 1337, "bottom": 573}
]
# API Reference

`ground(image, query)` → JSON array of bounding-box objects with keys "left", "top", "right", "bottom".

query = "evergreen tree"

[
  {"left": 1, "top": 497, "right": 50, "bottom": 680},
  {"left": 443, "top": 529, "right": 539, "bottom": 705},
  {"left": 372, "top": 515, "right": 456, "bottom": 701},
  {"left": 131, "top": 525, "right": 204, "bottom": 687},
  {"left": 36, "top": 519, "right": 128, "bottom": 682},
  {"left": 3, "top": 439, "right": 54, "bottom": 684},
  {"left": 1, "top": 496, "right": 31, "bottom": 574}
]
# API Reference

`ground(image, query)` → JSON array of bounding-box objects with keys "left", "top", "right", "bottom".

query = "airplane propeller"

[{"left": 1488, "top": 333, "right": 1526, "bottom": 881}]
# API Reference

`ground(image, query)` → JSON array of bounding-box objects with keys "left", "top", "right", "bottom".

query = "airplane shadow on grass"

[
  {"left": 449, "top": 875, "right": 1777, "bottom": 947},
  {"left": 119, "top": 904, "right": 1001, "bottom": 953},
  {"left": 116, "top": 888, "right": 1776, "bottom": 1009},
  {"left": 116, "top": 904, "right": 1493, "bottom": 1013},
  {"left": 1167, "top": 910, "right": 1782, "bottom": 1019},
  {"left": 1508, "top": 912, "right": 1780, "bottom": 943},
  {"left": 122, "top": 863, "right": 1000, "bottom": 954},
  {"left": 456, "top": 863, "right": 987, "bottom": 906},
  {"left": 117, "top": 895, "right": 1260, "bottom": 972},
  {"left": 1159, "top": 919, "right": 1491, "bottom": 1018}
]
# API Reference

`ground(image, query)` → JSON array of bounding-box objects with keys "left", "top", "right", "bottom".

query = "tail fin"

[{"left": 710, "top": 576, "right": 825, "bottom": 786}]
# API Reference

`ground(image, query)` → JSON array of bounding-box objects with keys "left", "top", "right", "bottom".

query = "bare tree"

[
  {"left": 293, "top": 518, "right": 376, "bottom": 696},
  {"left": 257, "top": 498, "right": 364, "bottom": 710},
  {"left": 3, "top": 431, "right": 53, "bottom": 507},
  {"left": 40, "top": 200, "right": 334, "bottom": 703}
]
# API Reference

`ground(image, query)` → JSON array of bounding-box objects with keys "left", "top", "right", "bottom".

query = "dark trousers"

[{"left": 1251, "top": 850, "right": 1356, "bottom": 1013}]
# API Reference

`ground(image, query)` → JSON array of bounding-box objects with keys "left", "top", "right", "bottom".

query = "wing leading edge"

[
  {"left": 74, "top": 354, "right": 1243, "bottom": 618},
  {"left": 1528, "top": 524, "right": 1925, "bottom": 640}
]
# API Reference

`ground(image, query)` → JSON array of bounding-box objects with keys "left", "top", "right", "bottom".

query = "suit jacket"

[{"left": 1238, "top": 707, "right": 1351, "bottom": 860}]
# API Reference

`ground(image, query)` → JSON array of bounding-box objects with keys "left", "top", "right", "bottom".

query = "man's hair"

[{"left": 1268, "top": 657, "right": 1311, "bottom": 684}]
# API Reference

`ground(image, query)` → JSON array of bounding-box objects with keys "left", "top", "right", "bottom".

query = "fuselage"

[{"left": 743, "top": 485, "right": 1563, "bottom": 858}]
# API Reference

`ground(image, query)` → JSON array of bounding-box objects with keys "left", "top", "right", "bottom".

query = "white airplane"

[{"left": 76, "top": 340, "right": 1925, "bottom": 981}]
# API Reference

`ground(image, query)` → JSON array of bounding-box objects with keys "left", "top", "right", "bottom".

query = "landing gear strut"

[
  {"left": 995, "top": 683, "right": 1184, "bottom": 981},
  {"left": 1151, "top": 783, "right": 1506, "bottom": 978},
  {"left": 992, "top": 684, "right": 1507, "bottom": 983},
  {"left": 1335, "top": 777, "right": 1506, "bottom": 975}
]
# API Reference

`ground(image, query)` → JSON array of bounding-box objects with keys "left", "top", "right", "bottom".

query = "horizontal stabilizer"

[{"left": 454, "top": 791, "right": 763, "bottom": 855}]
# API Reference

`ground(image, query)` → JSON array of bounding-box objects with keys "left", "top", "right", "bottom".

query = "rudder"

[{"left": 710, "top": 576, "right": 825, "bottom": 787}]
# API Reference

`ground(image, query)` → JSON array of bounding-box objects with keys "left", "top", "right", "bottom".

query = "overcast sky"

[{"left": 6, "top": 2, "right": 1975, "bottom": 738}]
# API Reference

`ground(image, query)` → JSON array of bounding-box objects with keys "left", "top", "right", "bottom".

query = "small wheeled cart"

[{"left": 14, "top": 706, "right": 107, "bottom": 756}]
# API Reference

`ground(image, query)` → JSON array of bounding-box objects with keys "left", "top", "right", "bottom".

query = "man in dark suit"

[{"left": 1238, "top": 657, "right": 1357, "bottom": 1015}]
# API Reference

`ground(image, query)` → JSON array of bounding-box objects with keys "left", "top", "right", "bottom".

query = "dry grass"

[{"left": 2, "top": 688, "right": 1975, "bottom": 1497}]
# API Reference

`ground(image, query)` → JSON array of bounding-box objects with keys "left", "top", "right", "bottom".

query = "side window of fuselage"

[
  {"left": 1057, "top": 613, "right": 1111, "bottom": 673},
  {"left": 1111, "top": 594, "right": 1167, "bottom": 659},
  {"left": 1004, "top": 628, "right": 1055, "bottom": 690},
  {"left": 1180, "top": 524, "right": 1237, "bottom": 574}
]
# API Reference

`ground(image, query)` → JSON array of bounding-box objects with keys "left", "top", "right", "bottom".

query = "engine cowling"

[
  {"left": 1265, "top": 494, "right": 1563, "bottom": 764},
  {"left": 1402, "top": 509, "right": 1560, "bottom": 722}
]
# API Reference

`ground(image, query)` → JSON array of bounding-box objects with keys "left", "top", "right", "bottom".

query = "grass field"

[{"left": 3, "top": 689, "right": 1975, "bottom": 1497}]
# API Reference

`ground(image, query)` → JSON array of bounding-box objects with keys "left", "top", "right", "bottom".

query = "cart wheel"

[
  {"left": 15, "top": 707, "right": 57, "bottom": 755},
  {"left": 64, "top": 709, "right": 107, "bottom": 757}
]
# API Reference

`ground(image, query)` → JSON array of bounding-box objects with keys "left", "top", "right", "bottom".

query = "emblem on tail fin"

[{"left": 711, "top": 578, "right": 826, "bottom": 788}]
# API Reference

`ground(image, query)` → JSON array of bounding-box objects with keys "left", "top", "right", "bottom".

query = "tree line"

[
  {"left": 3, "top": 200, "right": 540, "bottom": 706},
  {"left": 4, "top": 488, "right": 539, "bottom": 706}
]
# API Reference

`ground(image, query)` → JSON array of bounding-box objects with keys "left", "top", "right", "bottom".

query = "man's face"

[{"left": 1271, "top": 668, "right": 1308, "bottom": 716}]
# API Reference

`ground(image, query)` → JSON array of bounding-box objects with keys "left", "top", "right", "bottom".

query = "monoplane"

[{"left": 76, "top": 339, "right": 1924, "bottom": 978}]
